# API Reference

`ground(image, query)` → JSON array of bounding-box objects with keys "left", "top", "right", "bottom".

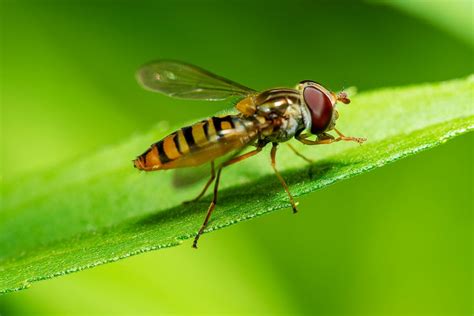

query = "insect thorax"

[{"left": 240, "top": 89, "right": 310, "bottom": 144}]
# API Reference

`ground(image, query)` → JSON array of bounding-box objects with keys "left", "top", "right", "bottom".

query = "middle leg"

[
  {"left": 271, "top": 143, "right": 298, "bottom": 213},
  {"left": 193, "top": 147, "right": 263, "bottom": 248},
  {"left": 287, "top": 143, "right": 313, "bottom": 164}
]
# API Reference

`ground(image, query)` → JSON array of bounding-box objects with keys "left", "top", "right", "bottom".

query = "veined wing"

[{"left": 136, "top": 60, "right": 256, "bottom": 101}]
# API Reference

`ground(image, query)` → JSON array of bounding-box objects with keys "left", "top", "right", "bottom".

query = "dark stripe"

[
  {"left": 259, "top": 89, "right": 299, "bottom": 103},
  {"left": 202, "top": 120, "right": 211, "bottom": 140},
  {"left": 172, "top": 133, "right": 182, "bottom": 154},
  {"left": 182, "top": 126, "right": 195, "bottom": 147},
  {"left": 156, "top": 141, "right": 171, "bottom": 163},
  {"left": 266, "top": 96, "right": 289, "bottom": 104},
  {"left": 141, "top": 148, "right": 151, "bottom": 164},
  {"left": 212, "top": 117, "right": 223, "bottom": 133},
  {"left": 212, "top": 115, "right": 235, "bottom": 131}
]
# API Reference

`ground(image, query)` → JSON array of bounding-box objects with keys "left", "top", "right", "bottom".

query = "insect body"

[{"left": 134, "top": 60, "right": 366, "bottom": 248}]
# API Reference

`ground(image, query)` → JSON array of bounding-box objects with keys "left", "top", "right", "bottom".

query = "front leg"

[
  {"left": 297, "top": 129, "right": 366, "bottom": 145},
  {"left": 333, "top": 128, "right": 366, "bottom": 144}
]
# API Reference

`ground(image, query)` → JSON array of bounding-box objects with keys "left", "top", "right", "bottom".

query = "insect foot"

[{"left": 292, "top": 201, "right": 300, "bottom": 214}]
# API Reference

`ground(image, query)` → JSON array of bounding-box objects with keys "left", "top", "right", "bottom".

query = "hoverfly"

[{"left": 133, "top": 60, "right": 366, "bottom": 248}]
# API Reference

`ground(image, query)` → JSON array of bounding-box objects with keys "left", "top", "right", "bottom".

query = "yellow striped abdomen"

[{"left": 134, "top": 115, "right": 258, "bottom": 171}]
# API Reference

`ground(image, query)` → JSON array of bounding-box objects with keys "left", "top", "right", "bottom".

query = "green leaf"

[{"left": 1, "top": 76, "right": 473, "bottom": 294}]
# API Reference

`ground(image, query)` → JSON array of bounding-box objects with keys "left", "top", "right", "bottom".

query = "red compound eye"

[{"left": 303, "top": 86, "right": 333, "bottom": 134}]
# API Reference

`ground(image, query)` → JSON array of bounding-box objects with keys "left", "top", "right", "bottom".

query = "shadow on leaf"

[{"left": 133, "top": 159, "right": 353, "bottom": 231}]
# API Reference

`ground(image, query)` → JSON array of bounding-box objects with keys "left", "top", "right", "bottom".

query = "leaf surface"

[{"left": 1, "top": 76, "right": 473, "bottom": 294}]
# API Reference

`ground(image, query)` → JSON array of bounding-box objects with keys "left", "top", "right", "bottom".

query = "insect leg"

[
  {"left": 287, "top": 143, "right": 315, "bottom": 179},
  {"left": 333, "top": 128, "right": 366, "bottom": 144},
  {"left": 193, "top": 147, "right": 263, "bottom": 248},
  {"left": 271, "top": 143, "right": 298, "bottom": 213},
  {"left": 183, "top": 161, "right": 216, "bottom": 204},
  {"left": 296, "top": 131, "right": 365, "bottom": 145},
  {"left": 287, "top": 143, "right": 313, "bottom": 164},
  {"left": 297, "top": 133, "right": 336, "bottom": 145}
]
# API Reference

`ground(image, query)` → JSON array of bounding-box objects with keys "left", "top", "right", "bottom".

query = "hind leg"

[
  {"left": 183, "top": 161, "right": 215, "bottom": 204},
  {"left": 193, "top": 148, "right": 263, "bottom": 248}
]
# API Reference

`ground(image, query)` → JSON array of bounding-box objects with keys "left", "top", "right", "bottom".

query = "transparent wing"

[{"left": 136, "top": 60, "right": 256, "bottom": 101}]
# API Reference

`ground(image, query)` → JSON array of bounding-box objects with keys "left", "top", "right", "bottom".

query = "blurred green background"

[{"left": 1, "top": 0, "right": 472, "bottom": 315}]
